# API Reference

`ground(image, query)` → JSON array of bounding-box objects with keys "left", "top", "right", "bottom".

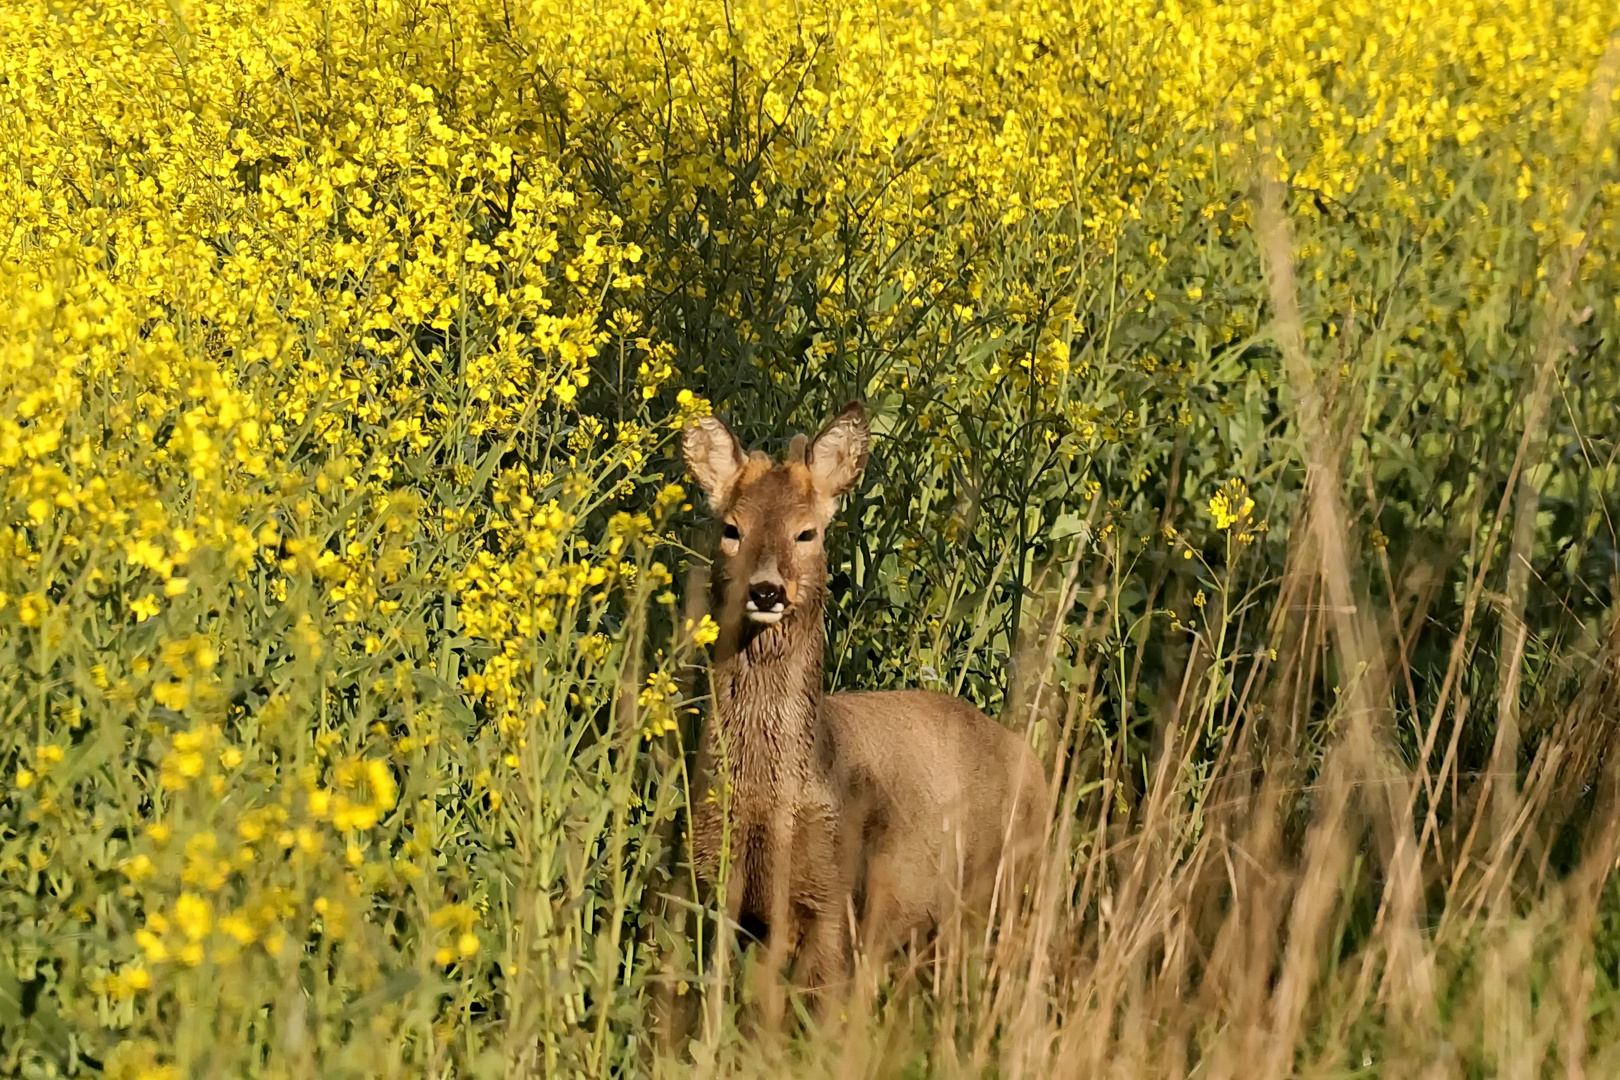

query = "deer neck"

[{"left": 711, "top": 596, "right": 828, "bottom": 769}]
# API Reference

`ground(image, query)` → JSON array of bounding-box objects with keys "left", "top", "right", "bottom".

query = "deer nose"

[{"left": 747, "top": 582, "right": 787, "bottom": 613}]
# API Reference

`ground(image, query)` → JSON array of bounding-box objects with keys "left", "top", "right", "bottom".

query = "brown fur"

[{"left": 682, "top": 403, "right": 1047, "bottom": 1005}]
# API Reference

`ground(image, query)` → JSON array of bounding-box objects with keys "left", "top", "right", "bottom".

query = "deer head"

[{"left": 682, "top": 403, "right": 869, "bottom": 638}]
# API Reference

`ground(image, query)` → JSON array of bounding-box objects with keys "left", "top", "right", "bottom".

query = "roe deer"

[{"left": 682, "top": 402, "right": 1047, "bottom": 1015}]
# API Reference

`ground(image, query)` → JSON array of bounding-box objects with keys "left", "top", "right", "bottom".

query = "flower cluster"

[{"left": 1208, "top": 482, "right": 1256, "bottom": 533}]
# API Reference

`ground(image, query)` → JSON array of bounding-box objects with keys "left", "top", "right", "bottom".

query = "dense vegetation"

[{"left": 2, "top": 0, "right": 1618, "bottom": 1075}]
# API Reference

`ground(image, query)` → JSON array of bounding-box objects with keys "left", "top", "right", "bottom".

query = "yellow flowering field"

[{"left": 2, "top": 0, "right": 1619, "bottom": 1076}]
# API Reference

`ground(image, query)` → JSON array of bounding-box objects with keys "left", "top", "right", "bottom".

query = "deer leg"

[
  {"left": 856, "top": 851, "right": 902, "bottom": 959},
  {"left": 791, "top": 901, "right": 850, "bottom": 1024},
  {"left": 792, "top": 809, "right": 853, "bottom": 1021},
  {"left": 757, "top": 807, "right": 798, "bottom": 1032}
]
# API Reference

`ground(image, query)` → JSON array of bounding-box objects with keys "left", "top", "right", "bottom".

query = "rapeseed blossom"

[{"left": 1209, "top": 482, "right": 1256, "bottom": 531}]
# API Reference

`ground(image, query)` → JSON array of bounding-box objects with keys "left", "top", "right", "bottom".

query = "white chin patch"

[{"left": 744, "top": 604, "right": 786, "bottom": 625}]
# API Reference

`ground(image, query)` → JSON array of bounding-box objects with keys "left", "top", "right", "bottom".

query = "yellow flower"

[
  {"left": 1208, "top": 482, "right": 1255, "bottom": 531},
  {"left": 688, "top": 614, "right": 720, "bottom": 647},
  {"left": 102, "top": 965, "right": 152, "bottom": 1000},
  {"left": 175, "top": 893, "right": 212, "bottom": 942},
  {"left": 18, "top": 593, "right": 46, "bottom": 627},
  {"left": 135, "top": 929, "right": 168, "bottom": 964},
  {"left": 219, "top": 913, "right": 257, "bottom": 946}
]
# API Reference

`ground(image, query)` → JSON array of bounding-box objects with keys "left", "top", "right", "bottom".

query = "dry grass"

[
  {"left": 656, "top": 45, "right": 1620, "bottom": 1077},
  {"left": 672, "top": 441, "right": 1620, "bottom": 1080},
  {"left": 668, "top": 548, "right": 1620, "bottom": 1078}
]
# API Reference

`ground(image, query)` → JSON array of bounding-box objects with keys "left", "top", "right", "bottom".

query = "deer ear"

[
  {"left": 808, "top": 402, "right": 869, "bottom": 497},
  {"left": 682, "top": 415, "right": 747, "bottom": 507}
]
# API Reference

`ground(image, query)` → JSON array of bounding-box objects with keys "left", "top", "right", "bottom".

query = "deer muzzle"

[{"left": 746, "top": 580, "right": 788, "bottom": 624}]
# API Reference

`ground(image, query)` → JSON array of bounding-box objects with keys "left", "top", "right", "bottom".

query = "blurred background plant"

[{"left": 1, "top": 0, "right": 1617, "bottom": 1076}]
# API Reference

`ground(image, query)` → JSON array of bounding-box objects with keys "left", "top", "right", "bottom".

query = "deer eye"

[
  {"left": 723, "top": 523, "right": 741, "bottom": 541},
  {"left": 796, "top": 529, "right": 816, "bottom": 543}
]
